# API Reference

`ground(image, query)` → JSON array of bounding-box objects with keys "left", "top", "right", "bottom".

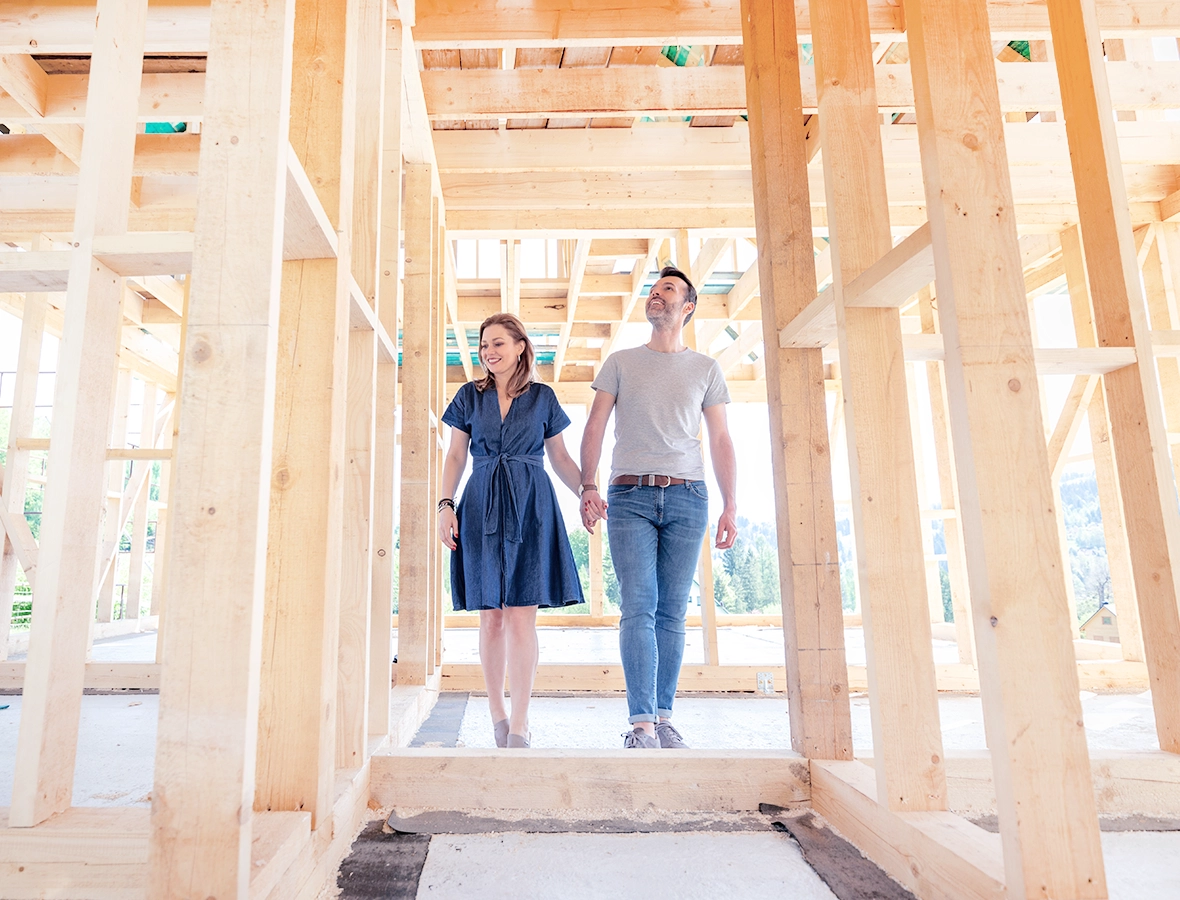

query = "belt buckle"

[{"left": 646, "top": 474, "right": 672, "bottom": 488}]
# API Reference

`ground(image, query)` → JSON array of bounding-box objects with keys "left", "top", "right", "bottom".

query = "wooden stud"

[
  {"left": 370, "top": 17, "right": 404, "bottom": 737},
  {"left": 904, "top": 0, "right": 1106, "bottom": 893},
  {"left": 95, "top": 368, "right": 132, "bottom": 626},
  {"left": 740, "top": 0, "right": 853, "bottom": 760},
  {"left": 0, "top": 250, "right": 46, "bottom": 662},
  {"left": 146, "top": 0, "right": 295, "bottom": 889},
  {"left": 9, "top": 0, "right": 148, "bottom": 829},
  {"left": 255, "top": 0, "right": 355, "bottom": 831},
  {"left": 1061, "top": 226, "right": 1144, "bottom": 661},
  {"left": 397, "top": 165, "right": 436, "bottom": 686},
  {"left": 683, "top": 320, "right": 721, "bottom": 667},
  {"left": 917, "top": 289, "right": 975, "bottom": 666},
  {"left": 813, "top": 0, "right": 946, "bottom": 811},
  {"left": 1046, "top": 0, "right": 1180, "bottom": 755},
  {"left": 124, "top": 382, "right": 158, "bottom": 621},
  {"left": 337, "top": 0, "right": 385, "bottom": 768}
]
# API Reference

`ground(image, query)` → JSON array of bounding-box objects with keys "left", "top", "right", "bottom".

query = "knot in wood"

[
  {"left": 990, "top": 616, "right": 998, "bottom": 627},
  {"left": 962, "top": 132, "right": 981, "bottom": 151},
  {"left": 274, "top": 466, "right": 291, "bottom": 488},
  {"left": 1007, "top": 378, "right": 1021, "bottom": 392},
  {"left": 192, "top": 340, "right": 213, "bottom": 364}
]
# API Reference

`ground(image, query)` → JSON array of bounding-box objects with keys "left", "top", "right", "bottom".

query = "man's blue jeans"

[{"left": 607, "top": 482, "right": 710, "bottom": 724}]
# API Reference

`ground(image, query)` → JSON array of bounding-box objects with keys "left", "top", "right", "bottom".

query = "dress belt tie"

[{"left": 473, "top": 454, "right": 544, "bottom": 543}]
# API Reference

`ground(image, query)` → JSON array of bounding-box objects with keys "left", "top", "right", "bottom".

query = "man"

[{"left": 580, "top": 265, "right": 738, "bottom": 749}]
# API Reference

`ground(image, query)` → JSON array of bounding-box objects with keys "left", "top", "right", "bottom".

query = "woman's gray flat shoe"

[
  {"left": 506, "top": 732, "right": 531, "bottom": 748},
  {"left": 493, "top": 719, "right": 510, "bottom": 748}
]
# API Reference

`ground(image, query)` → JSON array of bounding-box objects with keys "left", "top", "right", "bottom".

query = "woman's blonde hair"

[{"left": 474, "top": 313, "right": 535, "bottom": 398}]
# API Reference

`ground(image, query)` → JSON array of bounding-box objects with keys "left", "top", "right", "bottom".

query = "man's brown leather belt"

[{"left": 611, "top": 474, "right": 690, "bottom": 487}]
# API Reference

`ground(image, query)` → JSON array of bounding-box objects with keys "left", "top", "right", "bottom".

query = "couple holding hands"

[{"left": 437, "top": 266, "right": 738, "bottom": 749}]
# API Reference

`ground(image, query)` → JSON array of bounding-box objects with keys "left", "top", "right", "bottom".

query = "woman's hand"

[
  {"left": 580, "top": 489, "right": 607, "bottom": 533},
  {"left": 438, "top": 507, "right": 459, "bottom": 550}
]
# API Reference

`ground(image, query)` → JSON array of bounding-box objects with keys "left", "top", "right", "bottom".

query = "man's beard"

[{"left": 646, "top": 301, "right": 682, "bottom": 328}]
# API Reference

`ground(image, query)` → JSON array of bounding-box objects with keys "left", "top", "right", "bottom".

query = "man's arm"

[
  {"left": 703, "top": 403, "right": 738, "bottom": 549},
  {"left": 579, "top": 389, "right": 615, "bottom": 531}
]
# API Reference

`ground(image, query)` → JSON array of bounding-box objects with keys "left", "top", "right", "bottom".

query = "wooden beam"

[
  {"left": 0, "top": 54, "right": 86, "bottom": 164},
  {"left": 371, "top": 749, "right": 811, "bottom": 811},
  {"left": 9, "top": 0, "right": 147, "bottom": 829},
  {"left": 1047, "top": 0, "right": 1180, "bottom": 758},
  {"left": 419, "top": 61, "right": 1180, "bottom": 119},
  {"left": 810, "top": 761, "right": 1006, "bottom": 900},
  {"left": 435, "top": 118, "right": 1180, "bottom": 172},
  {"left": 5, "top": 0, "right": 1179, "bottom": 56},
  {"left": 146, "top": 0, "right": 294, "bottom": 890},
  {"left": 780, "top": 223, "right": 933, "bottom": 348},
  {"left": 741, "top": 0, "right": 853, "bottom": 761},
  {"left": 409, "top": 0, "right": 1180, "bottom": 45},
  {"left": 905, "top": 0, "right": 1106, "bottom": 893}
]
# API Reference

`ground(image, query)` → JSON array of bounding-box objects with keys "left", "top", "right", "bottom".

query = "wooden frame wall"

[{"left": 0, "top": 1, "right": 1179, "bottom": 899}]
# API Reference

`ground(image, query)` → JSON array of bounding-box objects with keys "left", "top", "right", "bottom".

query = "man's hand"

[
  {"left": 715, "top": 507, "right": 738, "bottom": 549},
  {"left": 581, "top": 489, "right": 608, "bottom": 533}
]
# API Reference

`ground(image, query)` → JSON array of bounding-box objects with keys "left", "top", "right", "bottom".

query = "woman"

[{"left": 437, "top": 313, "right": 584, "bottom": 748}]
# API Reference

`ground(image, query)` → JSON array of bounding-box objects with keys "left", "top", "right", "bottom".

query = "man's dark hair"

[{"left": 658, "top": 265, "right": 698, "bottom": 324}]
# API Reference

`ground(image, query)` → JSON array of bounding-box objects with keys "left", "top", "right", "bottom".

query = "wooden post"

[
  {"left": 124, "top": 382, "right": 158, "bottom": 621},
  {"left": 0, "top": 262, "right": 46, "bottom": 662},
  {"left": 740, "top": 0, "right": 853, "bottom": 760},
  {"left": 1046, "top": 0, "right": 1180, "bottom": 754},
  {"left": 95, "top": 368, "right": 132, "bottom": 625},
  {"left": 588, "top": 520, "right": 605, "bottom": 618},
  {"left": 338, "top": 0, "right": 384, "bottom": 767},
  {"left": 683, "top": 319, "right": 720, "bottom": 665},
  {"left": 1061, "top": 226, "right": 1144, "bottom": 661},
  {"left": 904, "top": 0, "right": 1106, "bottom": 893},
  {"left": 1147, "top": 225, "right": 1180, "bottom": 495},
  {"left": 9, "top": 0, "right": 147, "bottom": 829},
  {"left": 918, "top": 288, "right": 976, "bottom": 666},
  {"left": 397, "top": 164, "right": 436, "bottom": 686},
  {"left": 906, "top": 363, "right": 948, "bottom": 626},
  {"left": 370, "top": 17, "right": 403, "bottom": 737},
  {"left": 255, "top": 0, "right": 355, "bottom": 828},
  {"left": 150, "top": 278, "right": 189, "bottom": 629},
  {"left": 433, "top": 207, "right": 447, "bottom": 670},
  {"left": 147, "top": 0, "right": 295, "bottom": 886},
  {"left": 812, "top": 0, "right": 945, "bottom": 811}
]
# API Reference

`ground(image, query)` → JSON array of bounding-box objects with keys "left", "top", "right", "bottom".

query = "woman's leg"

[
  {"left": 479, "top": 608, "right": 509, "bottom": 723},
  {"left": 504, "top": 605, "right": 539, "bottom": 736}
]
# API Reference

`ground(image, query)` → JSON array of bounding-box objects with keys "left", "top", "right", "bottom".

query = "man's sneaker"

[
  {"left": 656, "top": 722, "right": 689, "bottom": 749},
  {"left": 622, "top": 728, "right": 660, "bottom": 749}
]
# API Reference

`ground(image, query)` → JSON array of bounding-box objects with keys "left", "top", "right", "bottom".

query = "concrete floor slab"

[
  {"left": 0, "top": 693, "right": 157, "bottom": 807},
  {"left": 415, "top": 832, "right": 839, "bottom": 900},
  {"left": 1103, "top": 832, "right": 1180, "bottom": 900}
]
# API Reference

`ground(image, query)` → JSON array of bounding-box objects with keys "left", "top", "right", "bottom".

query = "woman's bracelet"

[{"left": 437, "top": 498, "right": 455, "bottom": 513}]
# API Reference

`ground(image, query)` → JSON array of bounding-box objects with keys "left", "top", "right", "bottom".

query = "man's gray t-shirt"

[{"left": 592, "top": 345, "right": 730, "bottom": 482}]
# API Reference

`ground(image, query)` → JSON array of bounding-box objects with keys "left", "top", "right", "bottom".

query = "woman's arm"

[
  {"left": 438, "top": 427, "right": 471, "bottom": 550},
  {"left": 544, "top": 433, "right": 583, "bottom": 498}
]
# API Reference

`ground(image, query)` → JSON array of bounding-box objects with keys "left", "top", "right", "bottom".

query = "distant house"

[{"left": 1080, "top": 602, "right": 1119, "bottom": 643}]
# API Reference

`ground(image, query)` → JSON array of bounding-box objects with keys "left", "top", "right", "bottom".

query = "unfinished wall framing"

[{"left": 1, "top": 0, "right": 1179, "bottom": 898}]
